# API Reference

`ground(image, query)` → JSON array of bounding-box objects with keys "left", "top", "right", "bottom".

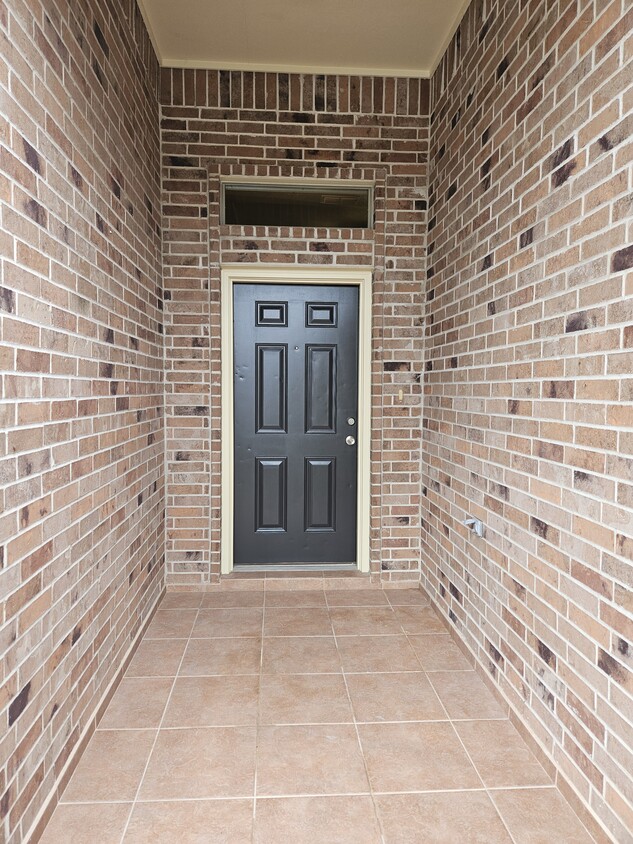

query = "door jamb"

[{"left": 220, "top": 266, "right": 373, "bottom": 575}]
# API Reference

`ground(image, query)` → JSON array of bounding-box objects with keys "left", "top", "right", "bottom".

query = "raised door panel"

[
  {"left": 305, "top": 458, "right": 336, "bottom": 532},
  {"left": 255, "top": 458, "right": 287, "bottom": 532},
  {"left": 305, "top": 345, "right": 336, "bottom": 433},
  {"left": 256, "top": 344, "right": 287, "bottom": 433}
]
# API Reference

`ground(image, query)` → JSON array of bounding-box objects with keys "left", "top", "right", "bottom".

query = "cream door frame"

[{"left": 220, "top": 266, "right": 373, "bottom": 575}]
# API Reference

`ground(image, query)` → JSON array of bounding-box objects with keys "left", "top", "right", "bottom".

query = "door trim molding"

[{"left": 220, "top": 266, "right": 373, "bottom": 575}]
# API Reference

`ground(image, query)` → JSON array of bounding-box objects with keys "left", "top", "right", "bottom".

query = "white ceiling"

[{"left": 138, "top": 0, "right": 470, "bottom": 78}]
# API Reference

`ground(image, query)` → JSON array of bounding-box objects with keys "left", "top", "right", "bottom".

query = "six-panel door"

[{"left": 233, "top": 283, "right": 359, "bottom": 565}]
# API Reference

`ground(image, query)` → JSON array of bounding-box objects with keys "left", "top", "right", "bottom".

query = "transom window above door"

[{"left": 222, "top": 181, "right": 372, "bottom": 228}]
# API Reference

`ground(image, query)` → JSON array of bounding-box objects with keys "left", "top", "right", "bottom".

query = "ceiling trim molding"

[
  {"left": 137, "top": 0, "right": 470, "bottom": 83},
  {"left": 136, "top": 0, "right": 163, "bottom": 62},
  {"left": 429, "top": 0, "right": 472, "bottom": 77},
  {"left": 159, "top": 57, "right": 431, "bottom": 79}
]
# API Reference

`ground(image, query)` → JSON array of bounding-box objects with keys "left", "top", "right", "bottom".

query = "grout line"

[
  {"left": 487, "top": 790, "right": 524, "bottom": 844},
  {"left": 403, "top": 628, "right": 455, "bottom": 715},
  {"left": 60, "top": 783, "right": 560, "bottom": 808},
  {"left": 120, "top": 666, "right": 475, "bottom": 679},
  {"left": 438, "top": 690, "right": 520, "bottom": 844},
  {"left": 252, "top": 591, "right": 267, "bottom": 840},
  {"left": 485, "top": 785, "right": 557, "bottom": 792},
  {"left": 184, "top": 632, "right": 431, "bottom": 638},
  {"left": 401, "top": 620, "right": 520, "bottom": 843},
  {"left": 94, "top": 714, "right": 511, "bottom": 730},
  {"left": 332, "top": 605, "right": 387, "bottom": 844},
  {"left": 144, "top": 627, "right": 449, "bottom": 640},
  {"left": 117, "top": 600, "right": 201, "bottom": 843},
  {"left": 253, "top": 785, "right": 556, "bottom": 797}
]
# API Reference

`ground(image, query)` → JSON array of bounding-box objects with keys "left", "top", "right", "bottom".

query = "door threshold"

[{"left": 232, "top": 563, "right": 358, "bottom": 572}]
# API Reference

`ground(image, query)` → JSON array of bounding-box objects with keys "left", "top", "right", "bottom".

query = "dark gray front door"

[{"left": 233, "top": 283, "right": 359, "bottom": 565}]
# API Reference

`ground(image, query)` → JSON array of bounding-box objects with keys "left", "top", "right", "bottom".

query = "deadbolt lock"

[
  {"left": 347, "top": 417, "right": 356, "bottom": 426},
  {"left": 346, "top": 435, "right": 356, "bottom": 446}
]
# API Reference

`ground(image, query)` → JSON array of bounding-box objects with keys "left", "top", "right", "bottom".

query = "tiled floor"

[{"left": 40, "top": 588, "right": 596, "bottom": 843}]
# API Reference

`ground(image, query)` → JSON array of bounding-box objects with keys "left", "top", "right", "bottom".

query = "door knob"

[{"left": 346, "top": 435, "right": 356, "bottom": 446}]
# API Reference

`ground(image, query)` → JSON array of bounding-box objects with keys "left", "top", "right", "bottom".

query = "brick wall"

[
  {"left": 3, "top": 0, "right": 631, "bottom": 840},
  {"left": 0, "top": 0, "right": 164, "bottom": 840},
  {"left": 160, "top": 71, "right": 429, "bottom": 585},
  {"left": 424, "top": 0, "right": 632, "bottom": 839}
]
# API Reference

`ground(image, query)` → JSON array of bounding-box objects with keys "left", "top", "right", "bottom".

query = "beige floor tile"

[
  {"left": 265, "top": 590, "right": 327, "bottom": 607},
  {"left": 259, "top": 674, "right": 353, "bottom": 724},
  {"left": 40, "top": 588, "right": 598, "bottom": 844},
  {"left": 321, "top": 573, "right": 372, "bottom": 585},
  {"left": 358, "top": 722, "right": 480, "bottom": 792},
  {"left": 201, "top": 591, "right": 265, "bottom": 608},
  {"left": 385, "top": 589, "right": 430, "bottom": 606},
  {"left": 124, "top": 799, "right": 253, "bottom": 843},
  {"left": 160, "top": 592, "right": 204, "bottom": 609},
  {"left": 39, "top": 803, "right": 131, "bottom": 844},
  {"left": 428, "top": 671, "right": 507, "bottom": 719},
  {"left": 394, "top": 605, "right": 446, "bottom": 634},
  {"left": 325, "top": 589, "right": 390, "bottom": 606},
  {"left": 376, "top": 792, "right": 513, "bottom": 843},
  {"left": 263, "top": 607, "right": 333, "bottom": 636},
  {"left": 337, "top": 635, "right": 421, "bottom": 673},
  {"left": 163, "top": 676, "right": 260, "bottom": 726},
  {"left": 254, "top": 796, "right": 382, "bottom": 843},
  {"left": 266, "top": 573, "right": 323, "bottom": 586},
  {"left": 126, "top": 639, "right": 187, "bottom": 677},
  {"left": 492, "top": 788, "right": 595, "bottom": 843},
  {"left": 261, "top": 636, "right": 341, "bottom": 674},
  {"left": 99, "top": 678, "right": 173, "bottom": 729},
  {"left": 329, "top": 606, "right": 401, "bottom": 635},
  {"left": 346, "top": 672, "right": 446, "bottom": 722},
  {"left": 140, "top": 727, "right": 256, "bottom": 799},
  {"left": 256, "top": 725, "right": 369, "bottom": 796},
  {"left": 221, "top": 574, "right": 265, "bottom": 586},
  {"left": 192, "top": 608, "right": 263, "bottom": 638},
  {"left": 179, "top": 637, "right": 262, "bottom": 676},
  {"left": 456, "top": 720, "right": 552, "bottom": 787},
  {"left": 144, "top": 609, "right": 198, "bottom": 639},
  {"left": 408, "top": 634, "right": 472, "bottom": 671},
  {"left": 62, "top": 730, "right": 157, "bottom": 802}
]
